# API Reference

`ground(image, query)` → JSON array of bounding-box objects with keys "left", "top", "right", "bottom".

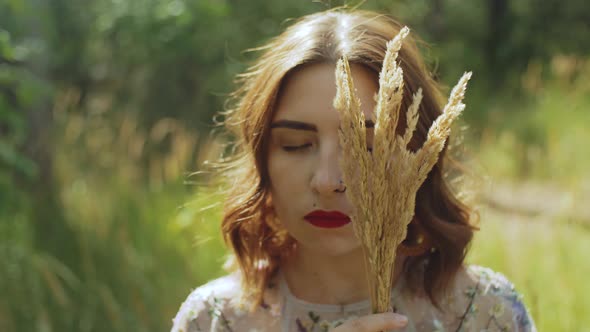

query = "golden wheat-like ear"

[
  {"left": 334, "top": 56, "right": 372, "bottom": 242},
  {"left": 373, "top": 27, "right": 409, "bottom": 169},
  {"left": 415, "top": 71, "right": 472, "bottom": 182}
]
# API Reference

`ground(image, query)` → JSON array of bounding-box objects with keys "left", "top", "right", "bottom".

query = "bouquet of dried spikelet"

[{"left": 333, "top": 26, "right": 472, "bottom": 315}]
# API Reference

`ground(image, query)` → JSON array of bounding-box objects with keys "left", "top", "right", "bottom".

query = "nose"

[{"left": 310, "top": 141, "right": 346, "bottom": 196}]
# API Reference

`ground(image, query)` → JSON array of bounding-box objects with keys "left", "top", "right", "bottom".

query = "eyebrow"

[
  {"left": 270, "top": 119, "right": 375, "bottom": 131},
  {"left": 270, "top": 120, "right": 317, "bottom": 131}
]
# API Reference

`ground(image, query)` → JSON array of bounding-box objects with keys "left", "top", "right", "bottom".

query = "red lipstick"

[{"left": 304, "top": 210, "right": 351, "bottom": 228}]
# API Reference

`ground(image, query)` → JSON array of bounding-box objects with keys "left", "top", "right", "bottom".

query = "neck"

[{"left": 281, "top": 245, "right": 405, "bottom": 305}]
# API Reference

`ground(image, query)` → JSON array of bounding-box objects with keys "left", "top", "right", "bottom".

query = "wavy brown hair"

[{"left": 218, "top": 8, "right": 477, "bottom": 310}]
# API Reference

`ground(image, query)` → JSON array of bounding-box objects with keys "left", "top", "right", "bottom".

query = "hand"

[{"left": 332, "top": 312, "right": 408, "bottom": 332}]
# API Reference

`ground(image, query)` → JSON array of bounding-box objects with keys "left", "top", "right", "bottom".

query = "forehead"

[{"left": 272, "top": 62, "right": 379, "bottom": 126}]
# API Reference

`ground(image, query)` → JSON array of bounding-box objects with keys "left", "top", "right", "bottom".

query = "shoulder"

[
  {"left": 171, "top": 273, "right": 246, "bottom": 332},
  {"left": 444, "top": 265, "right": 537, "bottom": 332}
]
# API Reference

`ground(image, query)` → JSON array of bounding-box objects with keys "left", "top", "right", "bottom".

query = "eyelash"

[
  {"left": 282, "top": 143, "right": 312, "bottom": 152},
  {"left": 282, "top": 144, "right": 373, "bottom": 153}
]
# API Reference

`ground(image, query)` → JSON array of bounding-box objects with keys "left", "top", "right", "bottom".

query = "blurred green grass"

[
  {"left": 0, "top": 180, "right": 228, "bottom": 331},
  {"left": 468, "top": 209, "right": 590, "bottom": 331}
]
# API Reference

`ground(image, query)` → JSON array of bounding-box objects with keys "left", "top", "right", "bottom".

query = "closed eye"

[{"left": 282, "top": 143, "right": 312, "bottom": 152}]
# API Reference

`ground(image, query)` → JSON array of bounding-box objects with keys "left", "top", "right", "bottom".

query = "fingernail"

[
  {"left": 390, "top": 313, "right": 408, "bottom": 324},
  {"left": 391, "top": 312, "right": 408, "bottom": 327}
]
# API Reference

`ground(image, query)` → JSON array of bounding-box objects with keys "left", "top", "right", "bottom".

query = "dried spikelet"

[
  {"left": 334, "top": 57, "right": 370, "bottom": 230},
  {"left": 415, "top": 72, "right": 473, "bottom": 184},
  {"left": 333, "top": 27, "right": 472, "bottom": 316}
]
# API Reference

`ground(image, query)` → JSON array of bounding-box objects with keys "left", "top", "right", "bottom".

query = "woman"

[{"left": 172, "top": 8, "right": 537, "bottom": 332}]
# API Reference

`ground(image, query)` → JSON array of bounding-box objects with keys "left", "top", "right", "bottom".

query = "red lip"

[{"left": 304, "top": 210, "right": 351, "bottom": 229}]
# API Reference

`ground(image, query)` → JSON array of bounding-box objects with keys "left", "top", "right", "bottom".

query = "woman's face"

[{"left": 267, "top": 62, "right": 378, "bottom": 256}]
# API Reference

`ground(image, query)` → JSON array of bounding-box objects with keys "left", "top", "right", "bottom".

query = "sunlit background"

[{"left": 1, "top": 0, "right": 589, "bottom": 331}]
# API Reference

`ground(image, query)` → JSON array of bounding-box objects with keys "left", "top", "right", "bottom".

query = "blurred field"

[
  {"left": 2, "top": 1, "right": 590, "bottom": 331},
  {"left": 467, "top": 60, "right": 590, "bottom": 330},
  {"left": 468, "top": 208, "right": 590, "bottom": 331}
]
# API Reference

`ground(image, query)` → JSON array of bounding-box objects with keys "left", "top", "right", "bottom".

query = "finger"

[{"left": 335, "top": 312, "right": 408, "bottom": 332}]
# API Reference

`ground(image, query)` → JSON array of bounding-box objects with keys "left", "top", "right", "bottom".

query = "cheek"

[{"left": 267, "top": 151, "right": 309, "bottom": 210}]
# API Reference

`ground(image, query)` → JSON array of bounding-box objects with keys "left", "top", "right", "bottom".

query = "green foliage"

[
  {"left": 476, "top": 58, "right": 590, "bottom": 184},
  {"left": 0, "top": 29, "right": 40, "bottom": 216}
]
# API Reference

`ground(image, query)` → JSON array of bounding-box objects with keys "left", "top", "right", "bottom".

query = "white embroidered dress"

[{"left": 171, "top": 265, "right": 536, "bottom": 332}]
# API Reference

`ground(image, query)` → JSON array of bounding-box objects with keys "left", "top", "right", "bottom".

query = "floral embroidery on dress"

[
  {"left": 454, "top": 280, "right": 480, "bottom": 331},
  {"left": 200, "top": 297, "right": 234, "bottom": 332},
  {"left": 293, "top": 311, "right": 356, "bottom": 332},
  {"left": 497, "top": 283, "right": 535, "bottom": 330},
  {"left": 467, "top": 266, "right": 537, "bottom": 332}
]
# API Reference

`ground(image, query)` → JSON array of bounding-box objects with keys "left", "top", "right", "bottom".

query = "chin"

[{"left": 297, "top": 235, "right": 363, "bottom": 257}]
